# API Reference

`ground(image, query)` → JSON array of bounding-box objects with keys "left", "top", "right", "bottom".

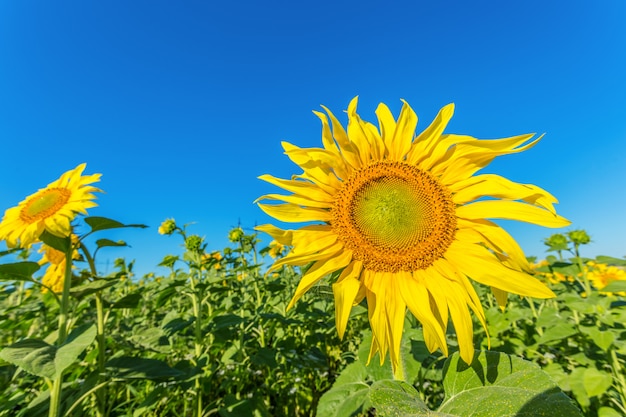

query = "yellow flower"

[
  {"left": 158, "top": 218, "right": 177, "bottom": 235},
  {"left": 588, "top": 263, "right": 626, "bottom": 295},
  {"left": 38, "top": 240, "right": 79, "bottom": 293},
  {"left": 256, "top": 98, "right": 570, "bottom": 372},
  {"left": 0, "top": 164, "right": 101, "bottom": 248},
  {"left": 268, "top": 240, "right": 285, "bottom": 259}
]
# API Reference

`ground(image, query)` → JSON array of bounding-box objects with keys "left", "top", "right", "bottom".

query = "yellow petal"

[
  {"left": 445, "top": 241, "right": 555, "bottom": 299},
  {"left": 255, "top": 193, "right": 332, "bottom": 209},
  {"left": 438, "top": 278, "right": 475, "bottom": 364},
  {"left": 258, "top": 174, "right": 335, "bottom": 203},
  {"left": 312, "top": 110, "right": 340, "bottom": 154},
  {"left": 456, "top": 200, "right": 570, "bottom": 228},
  {"left": 287, "top": 248, "right": 353, "bottom": 310},
  {"left": 257, "top": 203, "right": 331, "bottom": 223},
  {"left": 385, "top": 276, "right": 406, "bottom": 374},
  {"left": 398, "top": 271, "right": 447, "bottom": 354},
  {"left": 320, "top": 103, "right": 362, "bottom": 169},
  {"left": 406, "top": 103, "right": 455, "bottom": 165},
  {"left": 332, "top": 261, "right": 363, "bottom": 339},
  {"left": 269, "top": 240, "right": 344, "bottom": 272},
  {"left": 491, "top": 287, "right": 509, "bottom": 310},
  {"left": 457, "top": 219, "right": 532, "bottom": 273},
  {"left": 388, "top": 100, "right": 418, "bottom": 160},
  {"left": 451, "top": 173, "right": 558, "bottom": 214}
]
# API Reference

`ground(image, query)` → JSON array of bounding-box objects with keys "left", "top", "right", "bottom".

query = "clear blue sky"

[{"left": 1, "top": 1, "right": 625, "bottom": 276}]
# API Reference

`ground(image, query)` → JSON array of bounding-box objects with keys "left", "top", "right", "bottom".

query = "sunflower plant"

[
  {"left": 256, "top": 98, "right": 582, "bottom": 415},
  {"left": 0, "top": 164, "right": 147, "bottom": 417}
]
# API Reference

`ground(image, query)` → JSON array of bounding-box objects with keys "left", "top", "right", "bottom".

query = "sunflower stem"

[
  {"left": 81, "top": 243, "right": 107, "bottom": 417},
  {"left": 49, "top": 246, "right": 74, "bottom": 417},
  {"left": 189, "top": 267, "right": 204, "bottom": 417}
]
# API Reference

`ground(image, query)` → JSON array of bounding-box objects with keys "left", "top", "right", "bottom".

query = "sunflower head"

[
  {"left": 0, "top": 164, "right": 101, "bottom": 248},
  {"left": 256, "top": 97, "right": 569, "bottom": 372}
]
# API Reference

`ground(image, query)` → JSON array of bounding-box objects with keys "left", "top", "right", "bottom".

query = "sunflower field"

[{"left": 1, "top": 101, "right": 626, "bottom": 417}]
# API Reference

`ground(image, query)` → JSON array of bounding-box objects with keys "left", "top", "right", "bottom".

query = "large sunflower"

[
  {"left": 256, "top": 98, "right": 570, "bottom": 374},
  {"left": 0, "top": 163, "right": 101, "bottom": 248}
]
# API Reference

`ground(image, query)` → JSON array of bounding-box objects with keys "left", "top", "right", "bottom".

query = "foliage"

[{"left": 0, "top": 222, "right": 624, "bottom": 416}]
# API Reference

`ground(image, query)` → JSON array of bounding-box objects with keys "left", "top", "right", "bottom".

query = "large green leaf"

[
  {"left": 437, "top": 351, "right": 583, "bottom": 417},
  {"left": 55, "top": 324, "right": 97, "bottom": 378},
  {"left": 84, "top": 216, "right": 148, "bottom": 233},
  {"left": 595, "top": 256, "right": 626, "bottom": 266},
  {"left": 0, "top": 261, "right": 40, "bottom": 282},
  {"left": 39, "top": 230, "right": 71, "bottom": 253},
  {"left": 0, "top": 324, "right": 95, "bottom": 379},
  {"left": 0, "top": 339, "right": 56, "bottom": 378},
  {"left": 582, "top": 368, "right": 613, "bottom": 398},
  {"left": 368, "top": 380, "right": 434, "bottom": 416},
  {"left": 106, "top": 357, "right": 184, "bottom": 380},
  {"left": 69, "top": 278, "right": 117, "bottom": 298},
  {"left": 315, "top": 362, "right": 371, "bottom": 417},
  {"left": 95, "top": 238, "right": 128, "bottom": 249}
]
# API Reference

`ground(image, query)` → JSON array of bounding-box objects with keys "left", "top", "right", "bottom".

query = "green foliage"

[{"left": 1, "top": 223, "right": 625, "bottom": 417}]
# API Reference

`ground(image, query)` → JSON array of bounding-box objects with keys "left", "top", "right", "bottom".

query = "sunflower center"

[
  {"left": 20, "top": 188, "right": 71, "bottom": 223},
  {"left": 331, "top": 161, "right": 456, "bottom": 272}
]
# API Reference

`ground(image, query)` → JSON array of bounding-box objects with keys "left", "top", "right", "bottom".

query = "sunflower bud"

[
  {"left": 228, "top": 227, "right": 244, "bottom": 242},
  {"left": 567, "top": 230, "right": 591, "bottom": 246},
  {"left": 543, "top": 233, "right": 569, "bottom": 252},
  {"left": 185, "top": 235, "right": 204, "bottom": 252},
  {"left": 158, "top": 218, "right": 177, "bottom": 235}
]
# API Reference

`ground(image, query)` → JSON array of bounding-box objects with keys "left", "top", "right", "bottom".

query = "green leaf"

[
  {"left": 112, "top": 292, "right": 142, "bottom": 309},
  {"left": 106, "top": 357, "right": 184, "bottom": 380},
  {"left": 568, "top": 367, "right": 590, "bottom": 408},
  {"left": 70, "top": 278, "right": 117, "bottom": 298},
  {"left": 55, "top": 324, "right": 96, "bottom": 378},
  {"left": 39, "top": 230, "right": 71, "bottom": 253},
  {"left": 251, "top": 347, "right": 278, "bottom": 368},
  {"left": 582, "top": 368, "right": 613, "bottom": 398},
  {"left": 95, "top": 238, "right": 128, "bottom": 249},
  {"left": 369, "top": 380, "right": 430, "bottom": 416},
  {"left": 537, "top": 323, "right": 578, "bottom": 344},
  {"left": 598, "top": 406, "right": 624, "bottom": 417},
  {"left": 0, "top": 261, "right": 40, "bottom": 282},
  {"left": 84, "top": 216, "right": 148, "bottom": 233},
  {"left": 437, "top": 351, "right": 583, "bottom": 417},
  {"left": 579, "top": 326, "right": 615, "bottom": 351},
  {"left": 595, "top": 256, "right": 626, "bottom": 266},
  {"left": 0, "top": 339, "right": 56, "bottom": 378},
  {"left": 601, "top": 281, "right": 626, "bottom": 293}
]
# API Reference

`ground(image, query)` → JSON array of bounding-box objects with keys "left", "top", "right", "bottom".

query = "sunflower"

[
  {"left": 38, "top": 239, "right": 80, "bottom": 293},
  {"left": 256, "top": 97, "right": 570, "bottom": 374},
  {"left": 0, "top": 164, "right": 101, "bottom": 248}
]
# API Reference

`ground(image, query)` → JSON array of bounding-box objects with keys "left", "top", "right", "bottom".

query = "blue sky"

[{"left": 1, "top": 1, "right": 625, "bottom": 276}]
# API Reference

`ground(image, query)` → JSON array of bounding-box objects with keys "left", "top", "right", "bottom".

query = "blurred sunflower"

[
  {"left": 38, "top": 239, "right": 80, "bottom": 294},
  {"left": 0, "top": 164, "right": 101, "bottom": 248},
  {"left": 587, "top": 262, "right": 626, "bottom": 295},
  {"left": 256, "top": 97, "right": 569, "bottom": 374}
]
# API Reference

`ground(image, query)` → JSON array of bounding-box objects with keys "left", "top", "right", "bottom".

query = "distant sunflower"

[
  {"left": 256, "top": 98, "right": 570, "bottom": 374},
  {"left": 38, "top": 239, "right": 79, "bottom": 293},
  {"left": 0, "top": 164, "right": 101, "bottom": 248}
]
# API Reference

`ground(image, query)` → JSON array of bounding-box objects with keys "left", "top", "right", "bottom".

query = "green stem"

[
  {"left": 49, "top": 247, "right": 74, "bottom": 417},
  {"left": 611, "top": 349, "right": 626, "bottom": 410},
  {"left": 81, "top": 244, "right": 107, "bottom": 417},
  {"left": 189, "top": 268, "right": 204, "bottom": 417},
  {"left": 574, "top": 251, "right": 592, "bottom": 296}
]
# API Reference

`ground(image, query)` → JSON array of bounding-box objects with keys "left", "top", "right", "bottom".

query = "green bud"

[
  {"left": 228, "top": 227, "right": 244, "bottom": 243},
  {"left": 543, "top": 233, "right": 568, "bottom": 251},
  {"left": 567, "top": 229, "right": 591, "bottom": 245},
  {"left": 185, "top": 235, "right": 204, "bottom": 252}
]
